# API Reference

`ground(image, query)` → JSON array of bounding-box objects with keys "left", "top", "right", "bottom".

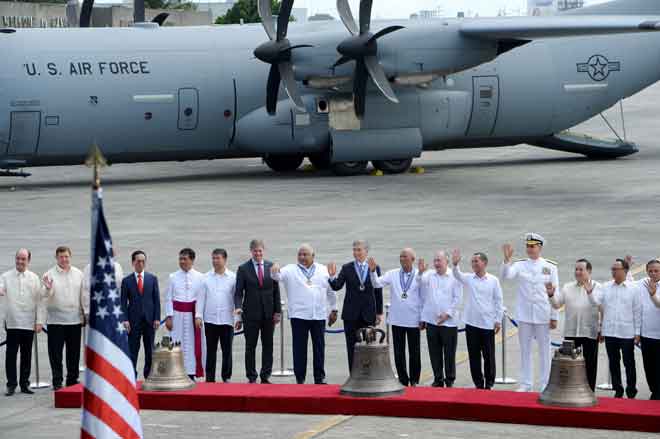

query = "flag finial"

[{"left": 85, "top": 143, "right": 107, "bottom": 189}]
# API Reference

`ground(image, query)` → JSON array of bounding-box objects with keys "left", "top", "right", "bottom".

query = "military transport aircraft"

[{"left": 1, "top": 0, "right": 660, "bottom": 176}]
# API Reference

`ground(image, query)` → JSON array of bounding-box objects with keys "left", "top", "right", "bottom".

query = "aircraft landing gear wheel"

[
  {"left": 264, "top": 155, "right": 304, "bottom": 172},
  {"left": 330, "top": 161, "right": 368, "bottom": 176},
  {"left": 371, "top": 159, "right": 413, "bottom": 174},
  {"left": 308, "top": 152, "right": 331, "bottom": 170}
]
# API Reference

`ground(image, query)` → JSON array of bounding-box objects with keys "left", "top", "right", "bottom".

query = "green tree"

[
  {"left": 144, "top": 0, "right": 196, "bottom": 10},
  {"left": 215, "top": 0, "right": 285, "bottom": 25}
]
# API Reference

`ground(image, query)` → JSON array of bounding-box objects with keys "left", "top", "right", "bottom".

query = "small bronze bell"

[
  {"left": 340, "top": 327, "right": 405, "bottom": 397},
  {"left": 142, "top": 336, "right": 195, "bottom": 392},
  {"left": 538, "top": 340, "right": 597, "bottom": 407}
]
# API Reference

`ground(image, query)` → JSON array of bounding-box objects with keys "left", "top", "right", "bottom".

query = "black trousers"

[
  {"left": 291, "top": 318, "right": 326, "bottom": 384},
  {"left": 47, "top": 324, "right": 82, "bottom": 387},
  {"left": 128, "top": 318, "right": 155, "bottom": 379},
  {"left": 641, "top": 336, "right": 660, "bottom": 400},
  {"left": 391, "top": 325, "right": 421, "bottom": 386},
  {"left": 5, "top": 328, "right": 34, "bottom": 389},
  {"left": 565, "top": 336, "right": 598, "bottom": 392},
  {"left": 465, "top": 324, "right": 496, "bottom": 389},
  {"left": 343, "top": 318, "right": 372, "bottom": 372},
  {"left": 605, "top": 336, "right": 636, "bottom": 397},
  {"left": 426, "top": 324, "right": 457, "bottom": 386},
  {"left": 205, "top": 322, "right": 234, "bottom": 382},
  {"left": 244, "top": 319, "right": 274, "bottom": 381}
]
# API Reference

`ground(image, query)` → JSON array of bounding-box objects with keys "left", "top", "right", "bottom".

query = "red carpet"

[{"left": 55, "top": 383, "right": 660, "bottom": 432}]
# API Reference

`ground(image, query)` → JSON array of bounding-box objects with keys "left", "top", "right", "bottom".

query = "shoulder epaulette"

[{"left": 545, "top": 259, "right": 557, "bottom": 266}]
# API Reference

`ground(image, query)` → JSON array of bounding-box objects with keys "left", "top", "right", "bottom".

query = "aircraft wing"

[{"left": 459, "top": 16, "right": 660, "bottom": 40}]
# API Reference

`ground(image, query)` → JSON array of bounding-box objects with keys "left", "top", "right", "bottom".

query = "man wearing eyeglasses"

[
  {"left": 501, "top": 233, "right": 559, "bottom": 393},
  {"left": 587, "top": 258, "right": 641, "bottom": 399}
]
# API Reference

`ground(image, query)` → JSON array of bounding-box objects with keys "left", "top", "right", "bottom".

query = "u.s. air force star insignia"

[{"left": 577, "top": 55, "right": 621, "bottom": 82}]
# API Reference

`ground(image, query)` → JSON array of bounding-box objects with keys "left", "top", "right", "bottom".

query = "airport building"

[{"left": 0, "top": 0, "right": 212, "bottom": 28}]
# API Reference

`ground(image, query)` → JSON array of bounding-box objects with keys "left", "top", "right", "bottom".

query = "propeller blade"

[
  {"left": 282, "top": 44, "right": 313, "bottom": 54},
  {"left": 266, "top": 64, "right": 281, "bottom": 115},
  {"left": 359, "top": 0, "right": 372, "bottom": 35},
  {"left": 364, "top": 55, "right": 398, "bottom": 103},
  {"left": 336, "top": 0, "right": 359, "bottom": 35},
  {"left": 277, "top": 0, "right": 294, "bottom": 41},
  {"left": 369, "top": 25, "right": 404, "bottom": 44},
  {"left": 151, "top": 12, "right": 169, "bottom": 26},
  {"left": 332, "top": 56, "right": 352, "bottom": 68},
  {"left": 79, "top": 0, "right": 94, "bottom": 27},
  {"left": 353, "top": 59, "right": 368, "bottom": 118},
  {"left": 257, "top": 0, "right": 276, "bottom": 41},
  {"left": 279, "top": 61, "right": 306, "bottom": 113}
]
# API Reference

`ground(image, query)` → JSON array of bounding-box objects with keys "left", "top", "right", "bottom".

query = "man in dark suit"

[
  {"left": 328, "top": 240, "right": 383, "bottom": 372},
  {"left": 234, "top": 239, "right": 281, "bottom": 384},
  {"left": 121, "top": 250, "right": 161, "bottom": 379}
]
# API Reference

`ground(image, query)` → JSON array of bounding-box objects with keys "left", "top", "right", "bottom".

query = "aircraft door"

[
  {"left": 178, "top": 88, "right": 199, "bottom": 130},
  {"left": 466, "top": 76, "right": 500, "bottom": 137},
  {"left": 7, "top": 111, "right": 41, "bottom": 156}
]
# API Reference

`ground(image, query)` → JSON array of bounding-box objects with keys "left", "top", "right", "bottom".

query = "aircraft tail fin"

[{"left": 563, "top": 0, "right": 660, "bottom": 16}]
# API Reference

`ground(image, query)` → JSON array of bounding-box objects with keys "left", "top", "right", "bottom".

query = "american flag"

[{"left": 81, "top": 188, "right": 143, "bottom": 439}]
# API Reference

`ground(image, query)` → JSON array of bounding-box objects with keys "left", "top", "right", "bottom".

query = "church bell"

[
  {"left": 538, "top": 340, "right": 597, "bottom": 407},
  {"left": 141, "top": 336, "right": 196, "bottom": 392},
  {"left": 340, "top": 327, "right": 405, "bottom": 397}
]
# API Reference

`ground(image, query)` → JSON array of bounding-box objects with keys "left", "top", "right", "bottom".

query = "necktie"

[
  {"left": 258, "top": 263, "right": 264, "bottom": 287},
  {"left": 137, "top": 273, "right": 144, "bottom": 294}
]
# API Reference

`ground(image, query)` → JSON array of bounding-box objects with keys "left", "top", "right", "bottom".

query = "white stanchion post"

[
  {"left": 597, "top": 371, "right": 614, "bottom": 391},
  {"left": 29, "top": 331, "right": 50, "bottom": 389},
  {"left": 79, "top": 325, "right": 87, "bottom": 372},
  {"left": 495, "top": 313, "right": 517, "bottom": 385},
  {"left": 271, "top": 300, "right": 294, "bottom": 377}
]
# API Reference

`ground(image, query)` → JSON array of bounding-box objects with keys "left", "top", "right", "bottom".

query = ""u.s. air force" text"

[{"left": 23, "top": 61, "right": 150, "bottom": 77}]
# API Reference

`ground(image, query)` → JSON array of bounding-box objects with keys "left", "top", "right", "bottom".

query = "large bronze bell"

[
  {"left": 538, "top": 340, "right": 597, "bottom": 407},
  {"left": 142, "top": 336, "right": 196, "bottom": 392},
  {"left": 340, "top": 327, "right": 405, "bottom": 397}
]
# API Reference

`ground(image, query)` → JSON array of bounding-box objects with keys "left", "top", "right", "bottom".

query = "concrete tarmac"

[{"left": 0, "top": 82, "right": 659, "bottom": 438}]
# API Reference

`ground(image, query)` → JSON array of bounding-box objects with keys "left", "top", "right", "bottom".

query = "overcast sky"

[{"left": 301, "top": 0, "right": 611, "bottom": 19}]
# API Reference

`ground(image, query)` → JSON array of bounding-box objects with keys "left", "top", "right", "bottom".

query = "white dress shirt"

[
  {"left": 83, "top": 262, "right": 123, "bottom": 308},
  {"left": 165, "top": 268, "right": 205, "bottom": 316},
  {"left": 452, "top": 265, "right": 504, "bottom": 330},
  {"left": 418, "top": 270, "right": 462, "bottom": 327},
  {"left": 589, "top": 280, "right": 641, "bottom": 339},
  {"left": 550, "top": 281, "right": 601, "bottom": 339},
  {"left": 371, "top": 268, "right": 422, "bottom": 328},
  {"left": 195, "top": 269, "right": 237, "bottom": 325},
  {"left": 638, "top": 278, "right": 660, "bottom": 340},
  {"left": 43, "top": 265, "right": 86, "bottom": 325},
  {"left": 0, "top": 269, "right": 46, "bottom": 330},
  {"left": 272, "top": 263, "right": 337, "bottom": 320},
  {"left": 501, "top": 258, "right": 559, "bottom": 324}
]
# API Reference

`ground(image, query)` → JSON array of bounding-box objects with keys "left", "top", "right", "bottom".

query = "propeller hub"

[
  {"left": 254, "top": 40, "right": 291, "bottom": 65},
  {"left": 337, "top": 34, "right": 376, "bottom": 60}
]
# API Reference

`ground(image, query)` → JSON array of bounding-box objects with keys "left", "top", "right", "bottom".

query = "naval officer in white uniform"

[{"left": 501, "top": 233, "right": 559, "bottom": 392}]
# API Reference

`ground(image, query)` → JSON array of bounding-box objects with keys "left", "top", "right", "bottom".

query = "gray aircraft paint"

[{"left": 1, "top": 0, "right": 660, "bottom": 172}]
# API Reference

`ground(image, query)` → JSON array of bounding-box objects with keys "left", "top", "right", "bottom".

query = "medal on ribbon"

[
  {"left": 354, "top": 261, "right": 368, "bottom": 291},
  {"left": 298, "top": 263, "right": 316, "bottom": 287},
  {"left": 399, "top": 269, "right": 415, "bottom": 299}
]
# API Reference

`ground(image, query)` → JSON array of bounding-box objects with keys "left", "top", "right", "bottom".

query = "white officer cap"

[{"left": 524, "top": 232, "right": 545, "bottom": 246}]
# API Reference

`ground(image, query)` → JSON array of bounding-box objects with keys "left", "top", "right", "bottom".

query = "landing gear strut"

[{"left": 263, "top": 154, "right": 304, "bottom": 172}]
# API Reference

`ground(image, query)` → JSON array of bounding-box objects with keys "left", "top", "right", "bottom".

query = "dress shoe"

[
  {"left": 626, "top": 388, "right": 638, "bottom": 399},
  {"left": 5, "top": 387, "right": 16, "bottom": 396},
  {"left": 431, "top": 381, "right": 444, "bottom": 388},
  {"left": 20, "top": 387, "right": 34, "bottom": 395},
  {"left": 409, "top": 382, "right": 418, "bottom": 387},
  {"left": 260, "top": 379, "right": 272, "bottom": 384},
  {"left": 314, "top": 380, "right": 327, "bottom": 385},
  {"left": 614, "top": 389, "right": 624, "bottom": 398},
  {"left": 53, "top": 384, "right": 62, "bottom": 391},
  {"left": 296, "top": 379, "right": 305, "bottom": 385},
  {"left": 248, "top": 379, "right": 257, "bottom": 384},
  {"left": 222, "top": 379, "right": 231, "bottom": 384}
]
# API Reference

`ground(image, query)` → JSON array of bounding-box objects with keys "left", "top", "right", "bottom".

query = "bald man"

[
  {"left": 369, "top": 248, "right": 423, "bottom": 387},
  {"left": 272, "top": 244, "right": 337, "bottom": 384},
  {"left": 1, "top": 249, "right": 45, "bottom": 396}
]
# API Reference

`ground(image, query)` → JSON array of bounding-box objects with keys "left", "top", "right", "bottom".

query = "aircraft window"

[
  {"left": 184, "top": 107, "right": 193, "bottom": 117},
  {"left": 144, "top": 112, "right": 153, "bottom": 120},
  {"left": 480, "top": 87, "right": 493, "bottom": 99},
  {"left": 45, "top": 116, "right": 60, "bottom": 126},
  {"left": 224, "top": 110, "right": 232, "bottom": 118}
]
